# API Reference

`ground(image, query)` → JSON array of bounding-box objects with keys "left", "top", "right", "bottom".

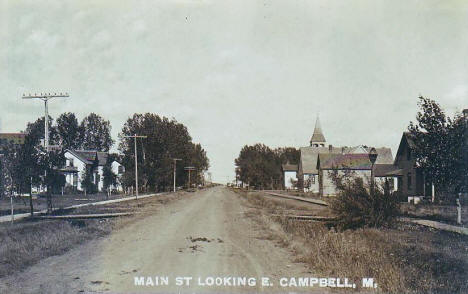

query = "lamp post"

[{"left": 368, "top": 147, "right": 378, "bottom": 196}]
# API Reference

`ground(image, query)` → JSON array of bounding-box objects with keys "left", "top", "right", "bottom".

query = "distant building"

[
  {"left": 0, "top": 133, "right": 26, "bottom": 148},
  {"left": 297, "top": 117, "right": 396, "bottom": 195},
  {"left": 281, "top": 162, "right": 298, "bottom": 189},
  {"left": 316, "top": 153, "right": 400, "bottom": 197},
  {"left": 62, "top": 150, "right": 124, "bottom": 192}
]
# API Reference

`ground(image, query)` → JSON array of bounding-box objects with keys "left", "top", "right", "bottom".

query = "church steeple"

[{"left": 310, "top": 116, "right": 326, "bottom": 147}]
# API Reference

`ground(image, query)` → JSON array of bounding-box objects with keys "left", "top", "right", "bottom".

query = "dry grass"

[
  {"left": 400, "top": 202, "right": 468, "bottom": 227},
  {"left": 236, "top": 190, "right": 468, "bottom": 294},
  {"left": 0, "top": 219, "right": 113, "bottom": 278},
  {"left": 0, "top": 191, "right": 191, "bottom": 278}
]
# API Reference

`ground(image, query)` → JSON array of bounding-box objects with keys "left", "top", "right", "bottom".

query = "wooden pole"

[
  {"left": 10, "top": 195, "right": 14, "bottom": 224},
  {"left": 29, "top": 176, "right": 34, "bottom": 217}
]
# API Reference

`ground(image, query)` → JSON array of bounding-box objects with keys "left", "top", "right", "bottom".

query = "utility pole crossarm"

[
  {"left": 21, "top": 92, "right": 69, "bottom": 152},
  {"left": 22, "top": 92, "right": 69, "bottom": 100}
]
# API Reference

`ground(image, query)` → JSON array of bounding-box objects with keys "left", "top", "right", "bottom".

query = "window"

[
  {"left": 68, "top": 158, "right": 74, "bottom": 167},
  {"left": 118, "top": 165, "right": 124, "bottom": 174},
  {"left": 311, "top": 175, "right": 316, "bottom": 184},
  {"left": 407, "top": 148, "right": 412, "bottom": 160},
  {"left": 407, "top": 173, "right": 412, "bottom": 190}
]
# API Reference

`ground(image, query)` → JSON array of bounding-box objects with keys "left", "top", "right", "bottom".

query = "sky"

[{"left": 1, "top": 0, "right": 467, "bottom": 183}]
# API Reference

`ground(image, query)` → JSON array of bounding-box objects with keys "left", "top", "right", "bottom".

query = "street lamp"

[{"left": 368, "top": 147, "right": 378, "bottom": 195}]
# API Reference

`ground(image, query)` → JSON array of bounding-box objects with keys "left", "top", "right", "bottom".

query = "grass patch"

[
  {"left": 235, "top": 190, "right": 468, "bottom": 294},
  {"left": 0, "top": 219, "right": 113, "bottom": 278},
  {"left": 0, "top": 191, "right": 190, "bottom": 278}
]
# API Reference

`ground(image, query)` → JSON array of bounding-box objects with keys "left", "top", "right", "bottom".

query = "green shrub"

[{"left": 330, "top": 174, "right": 399, "bottom": 230}]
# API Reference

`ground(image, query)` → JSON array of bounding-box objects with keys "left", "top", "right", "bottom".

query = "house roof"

[
  {"left": 374, "top": 164, "right": 403, "bottom": 177},
  {"left": 403, "top": 132, "right": 416, "bottom": 148},
  {"left": 300, "top": 145, "right": 394, "bottom": 174},
  {"left": 395, "top": 132, "right": 416, "bottom": 160},
  {"left": 58, "top": 166, "right": 79, "bottom": 173},
  {"left": 318, "top": 153, "right": 372, "bottom": 170},
  {"left": 310, "top": 117, "right": 326, "bottom": 143},
  {"left": 66, "top": 149, "right": 109, "bottom": 166},
  {"left": 365, "top": 147, "right": 394, "bottom": 164},
  {"left": 299, "top": 146, "right": 346, "bottom": 174},
  {"left": 282, "top": 163, "right": 298, "bottom": 172}
]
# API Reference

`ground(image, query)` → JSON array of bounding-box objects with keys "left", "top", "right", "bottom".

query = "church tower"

[{"left": 310, "top": 116, "right": 326, "bottom": 147}]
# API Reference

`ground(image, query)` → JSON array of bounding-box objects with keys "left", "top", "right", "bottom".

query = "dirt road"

[{"left": 1, "top": 186, "right": 313, "bottom": 294}]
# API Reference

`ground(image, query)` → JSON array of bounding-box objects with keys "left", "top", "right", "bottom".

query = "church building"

[{"left": 297, "top": 117, "right": 399, "bottom": 196}]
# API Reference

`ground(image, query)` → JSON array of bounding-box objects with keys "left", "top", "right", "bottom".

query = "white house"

[
  {"left": 62, "top": 150, "right": 124, "bottom": 192},
  {"left": 281, "top": 162, "right": 298, "bottom": 189},
  {"left": 316, "top": 153, "right": 401, "bottom": 197}
]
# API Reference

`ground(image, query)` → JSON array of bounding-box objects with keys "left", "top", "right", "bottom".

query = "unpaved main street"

[{"left": 1, "top": 187, "right": 313, "bottom": 294}]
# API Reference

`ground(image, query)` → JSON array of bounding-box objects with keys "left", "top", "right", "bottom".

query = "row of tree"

[
  {"left": 0, "top": 112, "right": 209, "bottom": 198},
  {"left": 119, "top": 113, "right": 209, "bottom": 191},
  {"left": 234, "top": 144, "right": 299, "bottom": 189},
  {"left": 0, "top": 112, "right": 115, "bottom": 198}
]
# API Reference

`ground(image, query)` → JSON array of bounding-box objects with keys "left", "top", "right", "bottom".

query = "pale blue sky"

[{"left": 1, "top": 0, "right": 467, "bottom": 182}]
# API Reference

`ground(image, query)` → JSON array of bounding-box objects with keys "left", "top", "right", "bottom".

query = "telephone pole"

[
  {"left": 124, "top": 134, "right": 147, "bottom": 199},
  {"left": 22, "top": 92, "right": 69, "bottom": 151},
  {"left": 184, "top": 166, "right": 196, "bottom": 190},
  {"left": 172, "top": 158, "right": 181, "bottom": 192}
]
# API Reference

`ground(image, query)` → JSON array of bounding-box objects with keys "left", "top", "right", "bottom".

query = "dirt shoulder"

[
  {"left": 1, "top": 186, "right": 318, "bottom": 294},
  {"left": 236, "top": 189, "right": 468, "bottom": 294}
]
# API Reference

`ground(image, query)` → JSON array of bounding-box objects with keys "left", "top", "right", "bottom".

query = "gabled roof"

[
  {"left": 317, "top": 153, "right": 372, "bottom": 170},
  {"left": 300, "top": 146, "right": 349, "bottom": 174},
  {"left": 374, "top": 164, "right": 403, "bottom": 177},
  {"left": 282, "top": 163, "right": 298, "bottom": 172},
  {"left": 299, "top": 145, "right": 394, "bottom": 174},
  {"left": 365, "top": 147, "right": 394, "bottom": 164},
  {"left": 395, "top": 132, "right": 416, "bottom": 160},
  {"left": 66, "top": 149, "right": 109, "bottom": 166},
  {"left": 310, "top": 117, "right": 326, "bottom": 144}
]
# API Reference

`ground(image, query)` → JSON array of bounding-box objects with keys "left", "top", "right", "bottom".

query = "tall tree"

[
  {"left": 80, "top": 113, "right": 114, "bottom": 151},
  {"left": 235, "top": 145, "right": 299, "bottom": 189},
  {"left": 275, "top": 147, "right": 300, "bottom": 164},
  {"left": 235, "top": 144, "right": 282, "bottom": 189},
  {"left": 119, "top": 113, "right": 209, "bottom": 192},
  {"left": 408, "top": 96, "right": 467, "bottom": 199},
  {"left": 56, "top": 112, "right": 81, "bottom": 150}
]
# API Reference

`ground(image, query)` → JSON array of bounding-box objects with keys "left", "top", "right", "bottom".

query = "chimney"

[
  {"left": 329, "top": 144, "right": 332, "bottom": 153},
  {"left": 341, "top": 147, "right": 345, "bottom": 154}
]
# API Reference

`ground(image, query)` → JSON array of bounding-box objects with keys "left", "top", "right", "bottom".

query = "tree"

[
  {"left": 235, "top": 144, "right": 281, "bottom": 189},
  {"left": 408, "top": 96, "right": 467, "bottom": 200},
  {"left": 119, "top": 113, "right": 210, "bottom": 192},
  {"left": 80, "top": 113, "right": 114, "bottom": 151},
  {"left": 235, "top": 145, "right": 299, "bottom": 189},
  {"left": 189, "top": 143, "right": 210, "bottom": 186},
  {"left": 103, "top": 164, "right": 117, "bottom": 192},
  {"left": 56, "top": 112, "right": 81, "bottom": 150},
  {"left": 81, "top": 168, "right": 95, "bottom": 195},
  {"left": 275, "top": 147, "right": 300, "bottom": 165},
  {"left": 0, "top": 142, "right": 22, "bottom": 197}
]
